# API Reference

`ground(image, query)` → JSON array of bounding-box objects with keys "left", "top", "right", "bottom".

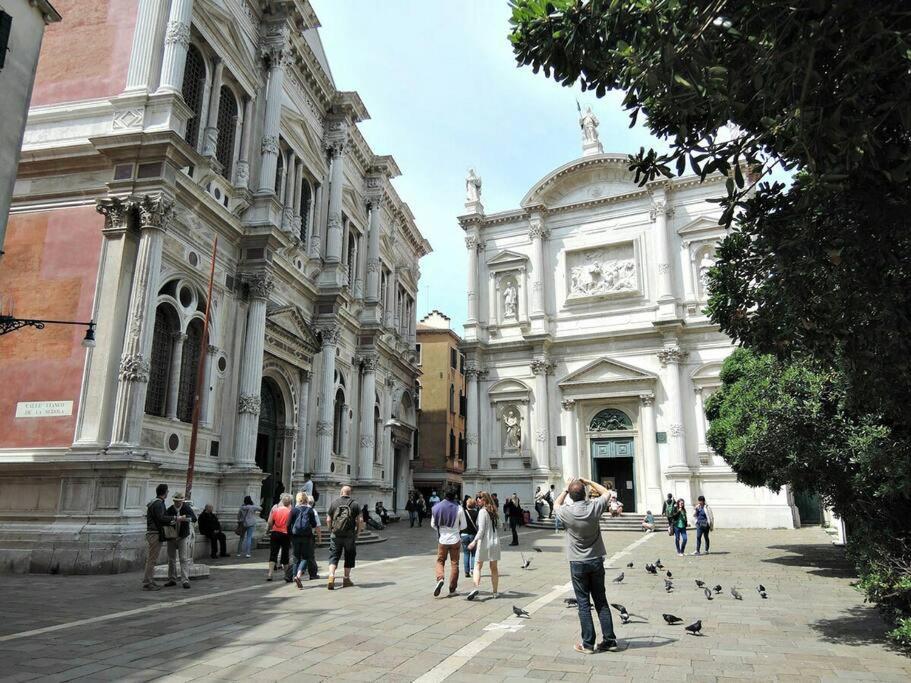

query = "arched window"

[
  {"left": 373, "top": 405, "right": 382, "bottom": 463},
  {"left": 589, "top": 408, "right": 633, "bottom": 432},
  {"left": 215, "top": 85, "right": 238, "bottom": 178},
  {"left": 177, "top": 318, "right": 204, "bottom": 422},
  {"left": 274, "top": 150, "right": 284, "bottom": 197},
  {"left": 145, "top": 305, "right": 179, "bottom": 417},
  {"left": 299, "top": 181, "right": 312, "bottom": 242},
  {"left": 181, "top": 44, "right": 206, "bottom": 149},
  {"left": 332, "top": 388, "right": 345, "bottom": 455},
  {"left": 449, "top": 384, "right": 455, "bottom": 413},
  {"left": 449, "top": 429, "right": 456, "bottom": 458}
]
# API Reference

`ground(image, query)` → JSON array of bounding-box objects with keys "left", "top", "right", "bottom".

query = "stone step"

[{"left": 526, "top": 515, "right": 648, "bottom": 532}]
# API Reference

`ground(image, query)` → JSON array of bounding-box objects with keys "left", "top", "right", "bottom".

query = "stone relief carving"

[
  {"left": 316, "top": 420, "right": 333, "bottom": 436},
  {"left": 466, "top": 433, "right": 479, "bottom": 445},
  {"left": 567, "top": 244, "right": 637, "bottom": 298},
  {"left": 119, "top": 353, "right": 150, "bottom": 382},
  {"left": 112, "top": 109, "right": 144, "bottom": 130},
  {"left": 165, "top": 20, "right": 190, "bottom": 47},
  {"left": 261, "top": 135, "right": 279, "bottom": 155},
  {"left": 360, "top": 435, "right": 375, "bottom": 448},
  {"left": 238, "top": 393, "right": 261, "bottom": 415},
  {"left": 669, "top": 423, "right": 684, "bottom": 437}
]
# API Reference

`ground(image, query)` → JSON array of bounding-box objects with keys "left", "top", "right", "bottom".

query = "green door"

[
  {"left": 795, "top": 490, "right": 823, "bottom": 525},
  {"left": 591, "top": 438, "right": 636, "bottom": 512}
]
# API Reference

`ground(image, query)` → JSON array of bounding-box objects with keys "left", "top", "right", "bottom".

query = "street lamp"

[{"left": 0, "top": 315, "right": 96, "bottom": 348}]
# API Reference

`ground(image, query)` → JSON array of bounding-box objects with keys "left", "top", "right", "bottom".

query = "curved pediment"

[{"left": 521, "top": 154, "right": 643, "bottom": 209}]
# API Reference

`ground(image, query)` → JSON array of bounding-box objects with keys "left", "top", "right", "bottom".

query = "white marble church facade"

[
  {"left": 0, "top": 1, "right": 429, "bottom": 573},
  {"left": 459, "top": 110, "right": 796, "bottom": 528}
]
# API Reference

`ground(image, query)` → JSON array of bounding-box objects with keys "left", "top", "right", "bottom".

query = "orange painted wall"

[
  {"left": 31, "top": 0, "right": 139, "bottom": 107},
  {"left": 0, "top": 206, "right": 103, "bottom": 448}
]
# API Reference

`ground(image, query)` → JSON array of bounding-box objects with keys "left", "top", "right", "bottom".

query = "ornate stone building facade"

[
  {"left": 0, "top": 0, "right": 429, "bottom": 573},
  {"left": 459, "top": 109, "right": 796, "bottom": 528}
]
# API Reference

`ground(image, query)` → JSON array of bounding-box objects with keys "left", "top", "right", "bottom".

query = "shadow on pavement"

[
  {"left": 762, "top": 543, "right": 856, "bottom": 579},
  {"left": 809, "top": 606, "right": 895, "bottom": 648},
  {"left": 620, "top": 635, "right": 677, "bottom": 650}
]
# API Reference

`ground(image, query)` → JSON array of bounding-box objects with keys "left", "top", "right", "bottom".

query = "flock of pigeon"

[{"left": 547, "top": 557, "right": 772, "bottom": 639}]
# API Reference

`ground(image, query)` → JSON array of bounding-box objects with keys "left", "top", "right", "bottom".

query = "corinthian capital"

[
  {"left": 465, "top": 360, "right": 481, "bottom": 379},
  {"left": 358, "top": 353, "right": 380, "bottom": 371},
  {"left": 137, "top": 194, "right": 174, "bottom": 232},
  {"left": 119, "top": 353, "right": 149, "bottom": 382},
  {"left": 657, "top": 346, "right": 688, "bottom": 367},
  {"left": 317, "top": 321, "right": 342, "bottom": 347},
  {"left": 528, "top": 214, "right": 550, "bottom": 241},
  {"left": 96, "top": 197, "right": 131, "bottom": 234},
  {"left": 245, "top": 271, "right": 275, "bottom": 300}
]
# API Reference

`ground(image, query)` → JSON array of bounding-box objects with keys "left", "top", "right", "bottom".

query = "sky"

[{"left": 312, "top": 1, "right": 668, "bottom": 331}]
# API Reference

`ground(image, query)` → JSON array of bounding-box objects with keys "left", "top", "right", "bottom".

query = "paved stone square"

[{"left": 0, "top": 524, "right": 908, "bottom": 682}]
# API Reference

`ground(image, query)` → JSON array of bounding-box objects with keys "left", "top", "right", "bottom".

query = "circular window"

[
  {"left": 213, "top": 187, "right": 222, "bottom": 200},
  {"left": 296, "top": 259, "right": 303, "bottom": 269},
  {"left": 330, "top": 461, "right": 336, "bottom": 473},
  {"left": 217, "top": 356, "right": 227, "bottom": 373},
  {"left": 167, "top": 433, "right": 179, "bottom": 451},
  {"left": 188, "top": 251, "right": 199, "bottom": 267},
  {"left": 179, "top": 286, "right": 193, "bottom": 308}
]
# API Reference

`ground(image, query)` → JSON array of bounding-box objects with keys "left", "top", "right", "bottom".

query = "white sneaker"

[
  {"left": 467, "top": 589, "right": 479, "bottom": 601},
  {"left": 491, "top": 592, "right": 499, "bottom": 599},
  {"left": 433, "top": 579, "right": 444, "bottom": 597},
  {"left": 245, "top": 554, "right": 251, "bottom": 558},
  {"left": 235, "top": 554, "right": 242, "bottom": 557}
]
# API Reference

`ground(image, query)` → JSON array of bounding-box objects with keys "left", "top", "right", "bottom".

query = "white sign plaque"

[{"left": 15, "top": 401, "right": 73, "bottom": 418}]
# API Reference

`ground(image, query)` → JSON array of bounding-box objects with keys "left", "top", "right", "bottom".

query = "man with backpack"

[
  {"left": 286, "top": 492, "right": 322, "bottom": 588},
  {"left": 325, "top": 485, "right": 363, "bottom": 590}
]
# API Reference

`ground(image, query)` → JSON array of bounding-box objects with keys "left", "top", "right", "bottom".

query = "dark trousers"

[
  {"left": 674, "top": 526, "right": 688, "bottom": 554},
  {"left": 696, "top": 525, "right": 710, "bottom": 552},
  {"left": 204, "top": 531, "right": 227, "bottom": 558},
  {"left": 269, "top": 531, "right": 290, "bottom": 565},
  {"left": 569, "top": 558, "right": 616, "bottom": 649},
  {"left": 287, "top": 535, "right": 316, "bottom": 578},
  {"left": 509, "top": 517, "right": 519, "bottom": 545},
  {"left": 328, "top": 534, "right": 357, "bottom": 569},
  {"left": 535, "top": 502, "right": 546, "bottom": 521}
]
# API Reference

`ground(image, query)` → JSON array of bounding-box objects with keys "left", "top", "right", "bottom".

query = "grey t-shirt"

[{"left": 557, "top": 496, "right": 607, "bottom": 562}]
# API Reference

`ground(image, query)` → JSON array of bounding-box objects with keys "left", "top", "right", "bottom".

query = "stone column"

[
  {"left": 294, "top": 370, "right": 311, "bottom": 479},
  {"left": 309, "top": 184, "right": 323, "bottom": 259},
  {"left": 257, "top": 44, "right": 287, "bottom": 193},
  {"left": 639, "top": 393, "right": 661, "bottom": 490},
  {"left": 202, "top": 58, "right": 224, "bottom": 158},
  {"left": 110, "top": 195, "right": 173, "bottom": 448},
  {"left": 465, "top": 362, "right": 480, "bottom": 472},
  {"left": 201, "top": 344, "right": 216, "bottom": 425},
  {"left": 529, "top": 212, "right": 549, "bottom": 320},
  {"left": 157, "top": 0, "right": 194, "bottom": 94},
  {"left": 487, "top": 272, "right": 497, "bottom": 324},
  {"left": 351, "top": 234, "right": 362, "bottom": 297},
  {"left": 315, "top": 322, "right": 340, "bottom": 474},
  {"left": 650, "top": 189, "right": 677, "bottom": 316},
  {"left": 385, "top": 268, "right": 396, "bottom": 327},
  {"left": 465, "top": 234, "right": 481, "bottom": 323},
  {"left": 165, "top": 332, "right": 187, "bottom": 419},
  {"left": 235, "top": 96, "right": 254, "bottom": 189},
  {"left": 658, "top": 346, "right": 689, "bottom": 471},
  {"left": 694, "top": 387, "right": 708, "bottom": 454},
  {"left": 125, "top": 0, "right": 168, "bottom": 92},
  {"left": 232, "top": 272, "right": 274, "bottom": 466},
  {"left": 357, "top": 354, "right": 378, "bottom": 480},
  {"left": 292, "top": 158, "right": 304, "bottom": 238},
  {"left": 324, "top": 140, "right": 346, "bottom": 264},
  {"left": 365, "top": 198, "right": 382, "bottom": 303},
  {"left": 561, "top": 399, "right": 578, "bottom": 478},
  {"left": 531, "top": 359, "right": 554, "bottom": 473},
  {"left": 281, "top": 151, "right": 296, "bottom": 231}
]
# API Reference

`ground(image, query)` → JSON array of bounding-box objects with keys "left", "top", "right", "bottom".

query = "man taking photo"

[{"left": 554, "top": 476, "right": 619, "bottom": 654}]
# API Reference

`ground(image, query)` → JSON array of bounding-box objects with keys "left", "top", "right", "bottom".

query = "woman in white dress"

[{"left": 467, "top": 491, "right": 501, "bottom": 600}]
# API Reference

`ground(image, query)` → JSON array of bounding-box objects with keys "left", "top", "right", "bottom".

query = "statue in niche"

[
  {"left": 465, "top": 168, "right": 482, "bottom": 204},
  {"left": 503, "top": 281, "right": 518, "bottom": 319},
  {"left": 579, "top": 106, "right": 600, "bottom": 144},
  {"left": 504, "top": 408, "right": 522, "bottom": 450}
]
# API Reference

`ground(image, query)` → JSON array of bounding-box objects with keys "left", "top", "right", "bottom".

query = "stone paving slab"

[{"left": 0, "top": 524, "right": 909, "bottom": 681}]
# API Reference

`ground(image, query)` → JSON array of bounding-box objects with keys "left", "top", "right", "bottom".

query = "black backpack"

[{"left": 291, "top": 507, "right": 316, "bottom": 537}]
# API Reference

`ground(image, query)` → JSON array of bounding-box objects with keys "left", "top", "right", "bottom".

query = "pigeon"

[
  {"left": 655, "top": 559, "right": 664, "bottom": 569},
  {"left": 646, "top": 564, "right": 658, "bottom": 575},
  {"left": 563, "top": 598, "right": 578, "bottom": 606},
  {"left": 713, "top": 585, "right": 723, "bottom": 594},
  {"left": 613, "top": 572, "right": 624, "bottom": 584},
  {"left": 664, "top": 579, "right": 674, "bottom": 592},
  {"left": 666, "top": 570, "right": 673, "bottom": 579},
  {"left": 684, "top": 619, "right": 703, "bottom": 636},
  {"left": 626, "top": 562, "right": 634, "bottom": 568},
  {"left": 662, "top": 613, "right": 683, "bottom": 624},
  {"left": 730, "top": 587, "right": 743, "bottom": 600},
  {"left": 512, "top": 605, "right": 530, "bottom": 618},
  {"left": 533, "top": 547, "right": 542, "bottom": 553},
  {"left": 758, "top": 584, "right": 766, "bottom": 593},
  {"left": 610, "top": 603, "right": 630, "bottom": 624},
  {"left": 520, "top": 553, "right": 531, "bottom": 570},
  {"left": 759, "top": 590, "right": 768, "bottom": 599},
  {"left": 695, "top": 579, "right": 706, "bottom": 588},
  {"left": 704, "top": 587, "right": 713, "bottom": 600}
]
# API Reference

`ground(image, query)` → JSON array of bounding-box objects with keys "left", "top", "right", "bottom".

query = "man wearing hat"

[{"left": 165, "top": 492, "right": 197, "bottom": 589}]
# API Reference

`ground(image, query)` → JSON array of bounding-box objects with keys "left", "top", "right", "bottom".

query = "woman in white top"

[{"left": 466, "top": 491, "right": 501, "bottom": 601}]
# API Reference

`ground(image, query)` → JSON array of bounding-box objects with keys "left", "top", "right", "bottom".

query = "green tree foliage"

[
  {"left": 509, "top": 0, "right": 911, "bottom": 425},
  {"left": 706, "top": 349, "right": 911, "bottom": 645}
]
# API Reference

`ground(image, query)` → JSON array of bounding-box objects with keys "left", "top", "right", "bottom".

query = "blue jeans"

[
  {"left": 696, "top": 525, "right": 710, "bottom": 552},
  {"left": 674, "top": 526, "right": 688, "bottom": 554},
  {"left": 461, "top": 533, "right": 476, "bottom": 575},
  {"left": 569, "top": 558, "right": 616, "bottom": 649},
  {"left": 237, "top": 525, "right": 255, "bottom": 555}
]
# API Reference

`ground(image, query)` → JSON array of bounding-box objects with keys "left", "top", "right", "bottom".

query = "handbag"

[
  {"left": 162, "top": 524, "right": 179, "bottom": 540},
  {"left": 234, "top": 522, "right": 245, "bottom": 536}
]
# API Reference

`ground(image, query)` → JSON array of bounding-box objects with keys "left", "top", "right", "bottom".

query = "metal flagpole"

[{"left": 185, "top": 236, "right": 218, "bottom": 500}]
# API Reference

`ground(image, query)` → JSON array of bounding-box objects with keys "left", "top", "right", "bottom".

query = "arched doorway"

[
  {"left": 256, "top": 377, "right": 285, "bottom": 517},
  {"left": 589, "top": 408, "right": 637, "bottom": 512}
]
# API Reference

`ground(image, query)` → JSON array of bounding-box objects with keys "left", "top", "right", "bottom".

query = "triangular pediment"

[
  {"left": 266, "top": 305, "right": 320, "bottom": 355},
  {"left": 486, "top": 249, "right": 528, "bottom": 266},
  {"left": 677, "top": 216, "right": 725, "bottom": 238},
  {"left": 559, "top": 357, "right": 657, "bottom": 387}
]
